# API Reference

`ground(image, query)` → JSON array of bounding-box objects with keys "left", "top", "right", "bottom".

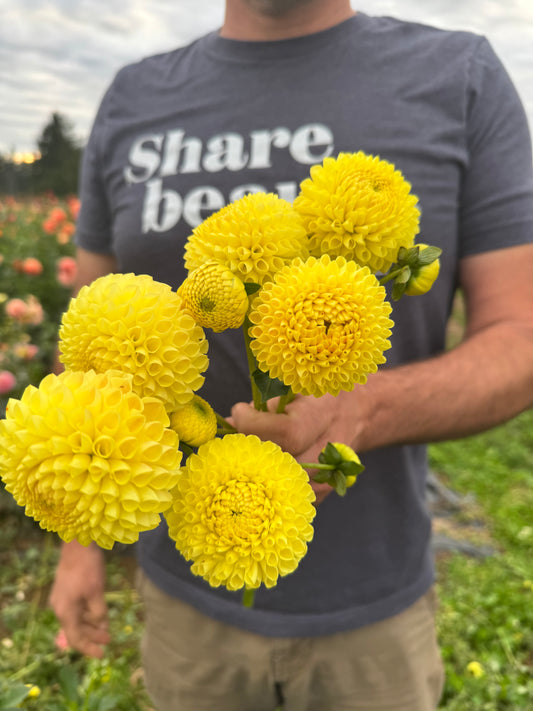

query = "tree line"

[{"left": 0, "top": 113, "right": 82, "bottom": 196}]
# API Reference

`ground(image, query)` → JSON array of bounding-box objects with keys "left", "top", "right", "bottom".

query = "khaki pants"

[{"left": 136, "top": 569, "right": 444, "bottom": 711}]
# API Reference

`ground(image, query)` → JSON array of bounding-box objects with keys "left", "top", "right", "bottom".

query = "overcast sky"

[{"left": 2, "top": 0, "right": 533, "bottom": 156}]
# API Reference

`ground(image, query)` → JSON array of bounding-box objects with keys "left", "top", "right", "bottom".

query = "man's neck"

[{"left": 220, "top": 0, "right": 356, "bottom": 41}]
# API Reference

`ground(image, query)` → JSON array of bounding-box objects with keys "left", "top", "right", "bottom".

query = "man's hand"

[
  {"left": 231, "top": 393, "right": 361, "bottom": 504},
  {"left": 49, "top": 541, "right": 110, "bottom": 658}
]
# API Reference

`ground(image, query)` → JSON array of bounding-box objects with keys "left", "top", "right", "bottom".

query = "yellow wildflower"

[
  {"left": 178, "top": 261, "right": 249, "bottom": 332},
  {"left": 294, "top": 152, "right": 420, "bottom": 273},
  {"left": 169, "top": 394, "right": 217, "bottom": 447},
  {"left": 248, "top": 255, "right": 393, "bottom": 397},
  {"left": 184, "top": 192, "right": 309, "bottom": 285},
  {"left": 59, "top": 273, "right": 208, "bottom": 411},
  {"left": 466, "top": 661, "right": 485, "bottom": 679},
  {"left": 25, "top": 685, "right": 41, "bottom": 698},
  {"left": 0, "top": 370, "right": 182, "bottom": 549},
  {"left": 166, "top": 434, "right": 316, "bottom": 591}
]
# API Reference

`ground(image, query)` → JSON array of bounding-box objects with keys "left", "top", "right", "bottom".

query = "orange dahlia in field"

[
  {"left": 166, "top": 434, "right": 316, "bottom": 591},
  {"left": 0, "top": 370, "right": 182, "bottom": 549},
  {"left": 294, "top": 152, "right": 420, "bottom": 273},
  {"left": 59, "top": 273, "right": 208, "bottom": 411},
  {"left": 248, "top": 255, "right": 393, "bottom": 397},
  {"left": 184, "top": 192, "right": 308, "bottom": 285}
]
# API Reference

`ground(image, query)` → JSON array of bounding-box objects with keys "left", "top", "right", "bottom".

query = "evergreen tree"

[{"left": 32, "top": 113, "right": 82, "bottom": 195}]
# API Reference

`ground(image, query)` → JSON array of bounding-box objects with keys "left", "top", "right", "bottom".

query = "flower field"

[
  {"left": 0, "top": 196, "right": 78, "bottom": 416},
  {"left": 0, "top": 195, "right": 531, "bottom": 709}
]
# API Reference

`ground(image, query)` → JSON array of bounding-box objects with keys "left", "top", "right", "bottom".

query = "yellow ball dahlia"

[
  {"left": 59, "top": 273, "right": 209, "bottom": 411},
  {"left": 294, "top": 152, "right": 420, "bottom": 273},
  {"left": 168, "top": 394, "right": 217, "bottom": 447},
  {"left": 248, "top": 255, "right": 393, "bottom": 397},
  {"left": 184, "top": 193, "right": 309, "bottom": 285},
  {"left": 178, "top": 261, "right": 249, "bottom": 332},
  {"left": 0, "top": 370, "right": 182, "bottom": 549},
  {"left": 166, "top": 433, "right": 316, "bottom": 591}
]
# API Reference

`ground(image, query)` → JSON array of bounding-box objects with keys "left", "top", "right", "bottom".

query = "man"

[{"left": 50, "top": 1, "right": 533, "bottom": 709}]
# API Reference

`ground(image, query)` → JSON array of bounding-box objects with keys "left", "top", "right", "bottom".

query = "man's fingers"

[
  {"left": 231, "top": 402, "right": 292, "bottom": 447},
  {"left": 85, "top": 594, "right": 109, "bottom": 629},
  {"left": 65, "top": 622, "right": 109, "bottom": 658}
]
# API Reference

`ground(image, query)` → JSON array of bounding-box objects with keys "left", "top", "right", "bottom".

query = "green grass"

[{"left": 431, "top": 408, "right": 533, "bottom": 709}]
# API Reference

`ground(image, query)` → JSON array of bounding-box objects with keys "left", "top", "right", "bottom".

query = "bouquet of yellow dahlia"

[{"left": 0, "top": 151, "right": 441, "bottom": 606}]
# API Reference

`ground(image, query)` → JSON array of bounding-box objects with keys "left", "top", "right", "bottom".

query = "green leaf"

[
  {"left": 332, "top": 470, "right": 347, "bottom": 497},
  {"left": 0, "top": 684, "right": 31, "bottom": 707},
  {"left": 312, "top": 471, "right": 333, "bottom": 484},
  {"left": 320, "top": 442, "right": 343, "bottom": 466},
  {"left": 392, "top": 281, "right": 407, "bottom": 301},
  {"left": 396, "top": 246, "right": 409, "bottom": 263},
  {"left": 89, "top": 694, "right": 121, "bottom": 711},
  {"left": 417, "top": 246, "right": 442, "bottom": 266},
  {"left": 58, "top": 665, "right": 81, "bottom": 704},
  {"left": 244, "top": 282, "right": 261, "bottom": 295},
  {"left": 338, "top": 460, "right": 365, "bottom": 477},
  {"left": 252, "top": 369, "right": 290, "bottom": 403},
  {"left": 395, "top": 265, "right": 411, "bottom": 284},
  {"left": 404, "top": 246, "right": 421, "bottom": 268}
]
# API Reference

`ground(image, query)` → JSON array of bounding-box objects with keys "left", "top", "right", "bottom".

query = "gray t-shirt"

[{"left": 76, "top": 13, "right": 533, "bottom": 636}]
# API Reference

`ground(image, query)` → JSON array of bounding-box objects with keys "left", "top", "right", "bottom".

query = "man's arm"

[
  {"left": 231, "top": 243, "right": 533, "bottom": 499},
  {"left": 50, "top": 247, "right": 117, "bottom": 657}
]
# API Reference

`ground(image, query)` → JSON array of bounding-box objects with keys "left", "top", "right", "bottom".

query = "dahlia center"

[
  {"left": 199, "top": 295, "right": 216, "bottom": 313},
  {"left": 208, "top": 479, "right": 271, "bottom": 543},
  {"left": 291, "top": 293, "right": 357, "bottom": 361}
]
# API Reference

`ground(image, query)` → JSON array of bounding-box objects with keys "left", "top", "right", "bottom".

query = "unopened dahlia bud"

[{"left": 405, "top": 244, "right": 441, "bottom": 296}]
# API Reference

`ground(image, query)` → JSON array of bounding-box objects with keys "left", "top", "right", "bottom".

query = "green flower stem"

[
  {"left": 8, "top": 652, "right": 58, "bottom": 682},
  {"left": 181, "top": 442, "right": 195, "bottom": 458},
  {"left": 242, "top": 588, "right": 256, "bottom": 608},
  {"left": 216, "top": 412, "right": 237, "bottom": 434},
  {"left": 300, "top": 462, "right": 334, "bottom": 471},
  {"left": 243, "top": 317, "right": 266, "bottom": 411},
  {"left": 276, "top": 390, "right": 295, "bottom": 414},
  {"left": 378, "top": 267, "right": 403, "bottom": 285}
]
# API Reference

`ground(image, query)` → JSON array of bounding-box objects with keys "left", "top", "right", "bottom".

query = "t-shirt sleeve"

[
  {"left": 75, "top": 88, "right": 115, "bottom": 255},
  {"left": 459, "top": 36, "right": 533, "bottom": 257}
]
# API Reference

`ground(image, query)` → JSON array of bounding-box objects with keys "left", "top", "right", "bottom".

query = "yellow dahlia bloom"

[
  {"left": 294, "top": 152, "right": 420, "bottom": 273},
  {"left": 59, "top": 273, "right": 209, "bottom": 411},
  {"left": 178, "top": 261, "right": 249, "bottom": 332},
  {"left": 166, "top": 434, "right": 316, "bottom": 591},
  {"left": 248, "top": 255, "right": 393, "bottom": 397},
  {"left": 169, "top": 394, "right": 217, "bottom": 447},
  {"left": 0, "top": 370, "right": 182, "bottom": 549},
  {"left": 184, "top": 193, "right": 309, "bottom": 285}
]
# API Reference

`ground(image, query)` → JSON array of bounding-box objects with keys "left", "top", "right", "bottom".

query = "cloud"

[
  {"left": 0, "top": 0, "right": 223, "bottom": 152},
  {"left": 1, "top": 0, "right": 532, "bottom": 154}
]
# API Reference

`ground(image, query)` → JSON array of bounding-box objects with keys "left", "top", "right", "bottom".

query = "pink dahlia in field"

[
  {"left": 4, "top": 296, "right": 44, "bottom": 326},
  {"left": 0, "top": 370, "right": 16, "bottom": 395},
  {"left": 13, "top": 343, "right": 39, "bottom": 360},
  {"left": 56, "top": 256, "right": 77, "bottom": 287}
]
